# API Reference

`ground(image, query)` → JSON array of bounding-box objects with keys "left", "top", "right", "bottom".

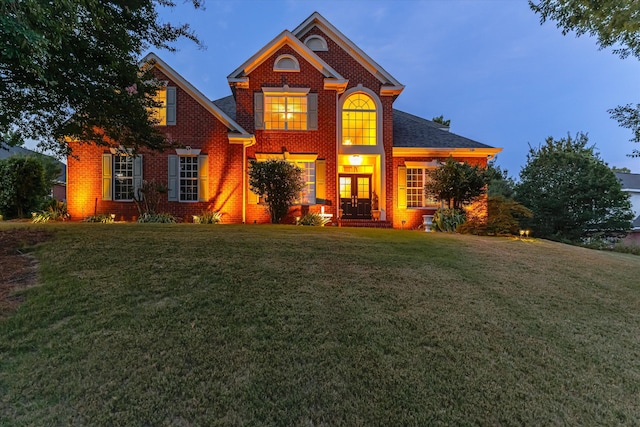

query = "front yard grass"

[{"left": 1, "top": 223, "right": 640, "bottom": 425}]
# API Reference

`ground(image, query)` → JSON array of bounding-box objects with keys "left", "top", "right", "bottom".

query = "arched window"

[
  {"left": 342, "top": 93, "right": 376, "bottom": 146},
  {"left": 273, "top": 55, "right": 300, "bottom": 72},
  {"left": 304, "top": 35, "right": 328, "bottom": 51}
]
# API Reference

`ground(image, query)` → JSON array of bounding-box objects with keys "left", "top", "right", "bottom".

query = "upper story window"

[
  {"left": 149, "top": 84, "right": 176, "bottom": 126},
  {"left": 304, "top": 35, "right": 328, "bottom": 52},
  {"left": 265, "top": 95, "right": 307, "bottom": 130},
  {"left": 342, "top": 93, "right": 376, "bottom": 146},
  {"left": 273, "top": 55, "right": 300, "bottom": 72},
  {"left": 254, "top": 86, "right": 318, "bottom": 131}
]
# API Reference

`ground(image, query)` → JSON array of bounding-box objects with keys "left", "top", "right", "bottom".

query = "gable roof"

[
  {"left": 393, "top": 110, "right": 494, "bottom": 150},
  {"left": 615, "top": 172, "right": 640, "bottom": 191},
  {"left": 142, "top": 53, "right": 250, "bottom": 137},
  {"left": 292, "top": 11, "right": 404, "bottom": 91},
  {"left": 227, "top": 30, "right": 346, "bottom": 83}
]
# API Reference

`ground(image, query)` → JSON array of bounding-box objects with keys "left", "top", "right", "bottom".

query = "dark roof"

[
  {"left": 633, "top": 215, "right": 640, "bottom": 229},
  {"left": 615, "top": 172, "right": 640, "bottom": 190},
  {"left": 393, "top": 109, "right": 493, "bottom": 149},
  {"left": 212, "top": 95, "right": 236, "bottom": 121},
  {"left": 210, "top": 96, "right": 494, "bottom": 149},
  {"left": 0, "top": 145, "right": 66, "bottom": 183}
]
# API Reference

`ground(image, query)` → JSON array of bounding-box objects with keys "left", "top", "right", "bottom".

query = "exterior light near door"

[{"left": 348, "top": 155, "right": 362, "bottom": 166}]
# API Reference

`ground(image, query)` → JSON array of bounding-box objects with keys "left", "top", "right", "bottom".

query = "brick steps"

[{"left": 338, "top": 219, "right": 393, "bottom": 228}]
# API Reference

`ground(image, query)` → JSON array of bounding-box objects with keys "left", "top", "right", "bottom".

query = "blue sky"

[{"left": 97, "top": 0, "right": 640, "bottom": 176}]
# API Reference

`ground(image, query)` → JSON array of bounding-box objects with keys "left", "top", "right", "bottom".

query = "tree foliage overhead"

[
  {"left": 0, "top": 0, "right": 202, "bottom": 156},
  {"left": 515, "top": 132, "right": 633, "bottom": 242},
  {"left": 425, "top": 156, "right": 487, "bottom": 210},
  {"left": 248, "top": 159, "right": 305, "bottom": 224},
  {"left": 431, "top": 115, "right": 451, "bottom": 127},
  {"left": 529, "top": 0, "right": 640, "bottom": 153}
]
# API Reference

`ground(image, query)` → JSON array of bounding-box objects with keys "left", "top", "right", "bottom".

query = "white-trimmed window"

[
  {"left": 273, "top": 54, "right": 300, "bottom": 72},
  {"left": 265, "top": 95, "right": 307, "bottom": 130},
  {"left": 407, "top": 168, "right": 438, "bottom": 208},
  {"left": 168, "top": 152, "right": 208, "bottom": 202},
  {"left": 149, "top": 85, "right": 176, "bottom": 126},
  {"left": 292, "top": 161, "right": 316, "bottom": 205},
  {"left": 179, "top": 156, "right": 198, "bottom": 201},
  {"left": 114, "top": 155, "right": 134, "bottom": 201},
  {"left": 101, "top": 151, "right": 143, "bottom": 201},
  {"left": 254, "top": 86, "right": 318, "bottom": 131},
  {"left": 249, "top": 154, "right": 323, "bottom": 206},
  {"left": 342, "top": 93, "right": 376, "bottom": 146},
  {"left": 304, "top": 35, "right": 328, "bottom": 51}
]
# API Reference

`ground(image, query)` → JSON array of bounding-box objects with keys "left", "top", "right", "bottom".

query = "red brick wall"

[
  {"left": 67, "top": 67, "right": 244, "bottom": 223},
  {"left": 239, "top": 45, "right": 340, "bottom": 224},
  {"left": 392, "top": 156, "right": 490, "bottom": 229}
]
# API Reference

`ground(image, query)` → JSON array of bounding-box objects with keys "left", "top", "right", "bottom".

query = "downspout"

[
  {"left": 336, "top": 91, "right": 340, "bottom": 215},
  {"left": 242, "top": 143, "right": 246, "bottom": 224}
]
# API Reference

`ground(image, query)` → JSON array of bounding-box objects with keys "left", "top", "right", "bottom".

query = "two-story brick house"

[{"left": 67, "top": 12, "right": 501, "bottom": 228}]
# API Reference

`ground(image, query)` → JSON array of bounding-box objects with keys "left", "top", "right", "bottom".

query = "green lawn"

[{"left": 2, "top": 223, "right": 640, "bottom": 425}]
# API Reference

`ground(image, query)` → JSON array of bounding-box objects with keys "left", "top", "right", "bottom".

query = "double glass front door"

[{"left": 339, "top": 174, "right": 371, "bottom": 219}]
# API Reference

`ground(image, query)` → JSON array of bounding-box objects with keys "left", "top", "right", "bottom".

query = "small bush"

[
  {"left": 432, "top": 208, "right": 466, "bottom": 232},
  {"left": 297, "top": 212, "right": 331, "bottom": 226},
  {"left": 32, "top": 200, "right": 68, "bottom": 223},
  {"left": 193, "top": 210, "right": 222, "bottom": 224},
  {"left": 83, "top": 214, "right": 114, "bottom": 223},
  {"left": 137, "top": 212, "right": 176, "bottom": 223},
  {"left": 611, "top": 244, "right": 640, "bottom": 256},
  {"left": 459, "top": 196, "right": 533, "bottom": 236}
]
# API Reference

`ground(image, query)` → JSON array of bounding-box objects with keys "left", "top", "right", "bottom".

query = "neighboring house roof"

[
  {"left": 0, "top": 145, "right": 66, "bottom": 183},
  {"left": 292, "top": 11, "right": 404, "bottom": 92},
  {"left": 615, "top": 172, "right": 640, "bottom": 191},
  {"left": 615, "top": 172, "right": 640, "bottom": 230},
  {"left": 392, "top": 110, "right": 493, "bottom": 149}
]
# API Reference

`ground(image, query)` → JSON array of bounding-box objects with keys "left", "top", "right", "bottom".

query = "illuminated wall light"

[{"left": 348, "top": 155, "right": 362, "bottom": 166}]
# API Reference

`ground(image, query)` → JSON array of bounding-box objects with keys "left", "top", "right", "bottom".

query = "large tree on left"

[{"left": 0, "top": 0, "right": 201, "bottom": 156}]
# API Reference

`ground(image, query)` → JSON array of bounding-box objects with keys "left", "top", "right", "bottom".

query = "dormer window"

[
  {"left": 304, "top": 35, "right": 328, "bottom": 52},
  {"left": 273, "top": 54, "right": 300, "bottom": 72}
]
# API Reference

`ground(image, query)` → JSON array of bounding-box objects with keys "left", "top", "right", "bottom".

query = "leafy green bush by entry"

[
  {"left": 297, "top": 212, "right": 331, "bottom": 226},
  {"left": 432, "top": 208, "right": 466, "bottom": 232},
  {"left": 137, "top": 213, "right": 176, "bottom": 223}
]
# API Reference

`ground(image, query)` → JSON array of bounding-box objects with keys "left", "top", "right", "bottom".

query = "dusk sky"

[
  {"left": 143, "top": 0, "right": 640, "bottom": 176},
  {"left": 28, "top": 0, "right": 636, "bottom": 177}
]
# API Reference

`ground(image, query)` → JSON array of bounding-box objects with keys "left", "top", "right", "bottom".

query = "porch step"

[{"left": 338, "top": 219, "right": 393, "bottom": 229}]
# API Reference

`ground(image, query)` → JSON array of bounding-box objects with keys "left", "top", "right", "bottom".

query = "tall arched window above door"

[{"left": 342, "top": 93, "right": 376, "bottom": 146}]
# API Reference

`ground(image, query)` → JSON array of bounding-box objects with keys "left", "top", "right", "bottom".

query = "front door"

[{"left": 339, "top": 174, "right": 371, "bottom": 219}]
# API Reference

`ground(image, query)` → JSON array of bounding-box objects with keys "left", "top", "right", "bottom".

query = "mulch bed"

[{"left": 0, "top": 228, "right": 54, "bottom": 317}]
